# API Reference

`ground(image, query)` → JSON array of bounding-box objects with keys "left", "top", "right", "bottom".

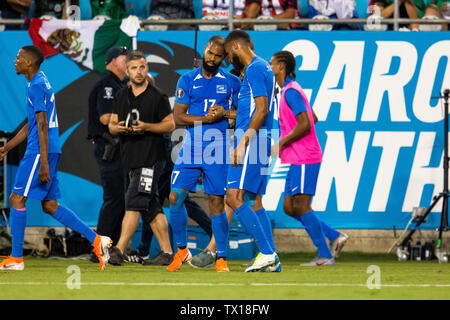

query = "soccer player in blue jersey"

[
  {"left": 167, "top": 36, "right": 241, "bottom": 272},
  {"left": 0, "top": 46, "right": 112, "bottom": 271},
  {"left": 223, "top": 30, "right": 280, "bottom": 272}
]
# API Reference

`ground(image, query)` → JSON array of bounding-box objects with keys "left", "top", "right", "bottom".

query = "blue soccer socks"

[
  {"left": 212, "top": 211, "right": 229, "bottom": 259},
  {"left": 10, "top": 208, "right": 27, "bottom": 258},
  {"left": 255, "top": 208, "right": 276, "bottom": 252},
  {"left": 295, "top": 211, "right": 332, "bottom": 259},
  {"left": 170, "top": 204, "right": 188, "bottom": 249},
  {"left": 52, "top": 205, "right": 97, "bottom": 244},
  {"left": 235, "top": 203, "right": 273, "bottom": 255},
  {"left": 318, "top": 218, "right": 340, "bottom": 241}
]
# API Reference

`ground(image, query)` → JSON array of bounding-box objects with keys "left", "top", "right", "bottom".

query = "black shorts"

[{"left": 124, "top": 162, "right": 164, "bottom": 223}]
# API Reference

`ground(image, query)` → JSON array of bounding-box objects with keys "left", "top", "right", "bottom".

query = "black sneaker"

[
  {"left": 89, "top": 251, "right": 99, "bottom": 263},
  {"left": 142, "top": 252, "right": 173, "bottom": 266},
  {"left": 108, "top": 247, "right": 124, "bottom": 266},
  {"left": 124, "top": 250, "right": 145, "bottom": 264}
]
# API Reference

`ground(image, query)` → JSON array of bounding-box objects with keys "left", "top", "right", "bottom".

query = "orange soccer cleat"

[
  {"left": 215, "top": 258, "right": 230, "bottom": 272},
  {"left": 166, "top": 247, "right": 192, "bottom": 271},
  {"left": 0, "top": 256, "right": 24, "bottom": 271},
  {"left": 92, "top": 235, "right": 113, "bottom": 270}
]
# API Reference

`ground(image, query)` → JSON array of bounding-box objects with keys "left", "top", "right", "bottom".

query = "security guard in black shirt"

[{"left": 87, "top": 46, "right": 128, "bottom": 251}]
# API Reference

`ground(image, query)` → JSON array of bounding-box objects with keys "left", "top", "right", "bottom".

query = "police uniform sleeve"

[
  {"left": 96, "top": 84, "right": 116, "bottom": 117},
  {"left": 246, "top": 64, "right": 268, "bottom": 98},
  {"left": 174, "top": 74, "right": 191, "bottom": 105},
  {"left": 28, "top": 83, "right": 47, "bottom": 113}
]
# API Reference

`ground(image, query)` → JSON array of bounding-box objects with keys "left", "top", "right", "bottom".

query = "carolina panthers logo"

[{"left": 137, "top": 40, "right": 200, "bottom": 97}]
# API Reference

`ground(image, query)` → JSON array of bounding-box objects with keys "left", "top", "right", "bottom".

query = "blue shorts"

[
  {"left": 12, "top": 153, "right": 61, "bottom": 200},
  {"left": 284, "top": 163, "right": 321, "bottom": 196},
  {"left": 171, "top": 162, "right": 228, "bottom": 196},
  {"left": 226, "top": 162, "right": 270, "bottom": 195},
  {"left": 226, "top": 144, "right": 271, "bottom": 195},
  {"left": 226, "top": 135, "right": 271, "bottom": 195}
]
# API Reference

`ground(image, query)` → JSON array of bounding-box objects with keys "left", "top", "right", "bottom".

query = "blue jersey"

[
  {"left": 25, "top": 71, "right": 61, "bottom": 155},
  {"left": 236, "top": 56, "right": 276, "bottom": 135},
  {"left": 174, "top": 67, "right": 240, "bottom": 162}
]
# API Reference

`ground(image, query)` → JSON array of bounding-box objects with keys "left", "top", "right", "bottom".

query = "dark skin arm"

[
  {"left": 173, "top": 102, "right": 221, "bottom": 126},
  {"left": 208, "top": 105, "right": 237, "bottom": 120},
  {"left": 0, "top": 122, "right": 28, "bottom": 161},
  {"left": 36, "top": 111, "right": 51, "bottom": 183},
  {"left": 233, "top": 96, "right": 268, "bottom": 166}
]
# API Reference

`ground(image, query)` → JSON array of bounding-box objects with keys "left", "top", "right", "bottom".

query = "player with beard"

[
  {"left": 224, "top": 30, "right": 279, "bottom": 272},
  {"left": 167, "top": 36, "right": 241, "bottom": 272}
]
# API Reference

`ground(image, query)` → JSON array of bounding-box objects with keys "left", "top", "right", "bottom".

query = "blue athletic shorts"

[
  {"left": 12, "top": 153, "right": 61, "bottom": 200},
  {"left": 226, "top": 136, "right": 271, "bottom": 195},
  {"left": 284, "top": 163, "right": 321, "bottom": 196},
  {"left": 171, "top": 162, "right": 228, "bottom": 196},
  {"left": 226, "top": 162, "right": 270, "bottom": 195}
]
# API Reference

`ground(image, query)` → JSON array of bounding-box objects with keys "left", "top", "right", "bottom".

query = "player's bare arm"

[
  {"left": 312, "top": 110, "right": 318, "bottom": 124},
  {"left": 210, "top": 105, "right": 237, "bottom": 120},
  {"left": 131, "top": 113, "right": 175, "bottom": 134},
  {"left": 174, "top": 101, "right": 219, "bottom": 125},
  {"left": 232, "top": 96, "right": 268, "bottom": 166},
  {"left": 108, "top": 113, "right": 131, "bottom": 135},
  {"left": 241, "top": 95, "right": 268, "bottom": 146},
  {"left": 35, "top": 111, "right": 51, "bottom": 183},
  {"left": 0, "top": 122, "right": 28, "bottom": 161}
]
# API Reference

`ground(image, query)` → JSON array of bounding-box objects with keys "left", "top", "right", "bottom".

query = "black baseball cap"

[{"left": 105, "top": 46, "right": 129, "bottom": 65}]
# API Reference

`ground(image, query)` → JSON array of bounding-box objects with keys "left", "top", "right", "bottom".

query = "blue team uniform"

[
  {"left": 172, "top": 67, "right": 240, "bottom": 195},
  {"left": 12, "top": 71, "right": 62, "bottom": 200},
  {"left": 227, "top": 56, "right": 276, "bottom": 195}
]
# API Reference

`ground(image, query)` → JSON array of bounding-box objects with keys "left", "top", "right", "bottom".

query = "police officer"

[{"left": 87, "top": 46, "right": 128, "bottom": 254}]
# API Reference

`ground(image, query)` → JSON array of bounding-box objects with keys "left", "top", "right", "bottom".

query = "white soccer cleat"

[
  {"left": 329, "top": 232, "right": 349, "bottom": 258},
  {"left": 301, "top": 256, "right": 335, "bottom": 266},
  {"left": 245, "top": 252, "right": 277, "bottom": 272}
]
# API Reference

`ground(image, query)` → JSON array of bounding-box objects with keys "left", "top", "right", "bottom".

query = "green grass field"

[{"left": 0, "top": 252, "right": 449, "bottom": 300}]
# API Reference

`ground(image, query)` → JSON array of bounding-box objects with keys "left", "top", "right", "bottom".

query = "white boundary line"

[{"left": 0, "top": 282, "right": 449, "bottom": 288}]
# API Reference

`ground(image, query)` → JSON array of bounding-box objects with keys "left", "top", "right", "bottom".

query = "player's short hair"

[
  {"left": 126, "top": 50, "right": 147, "bottom": 65},
  {"left": 21, "top": 45, "right": 44, "bottom": 68},
  {"left": 208, "top": 35, "right": 225, "bottom": 47},
  {"left": 273, "top": 50, "right": 296, "bottom": 79},
  {"left": 224, "top": 30, "right": 252, "bottom": 47}
]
